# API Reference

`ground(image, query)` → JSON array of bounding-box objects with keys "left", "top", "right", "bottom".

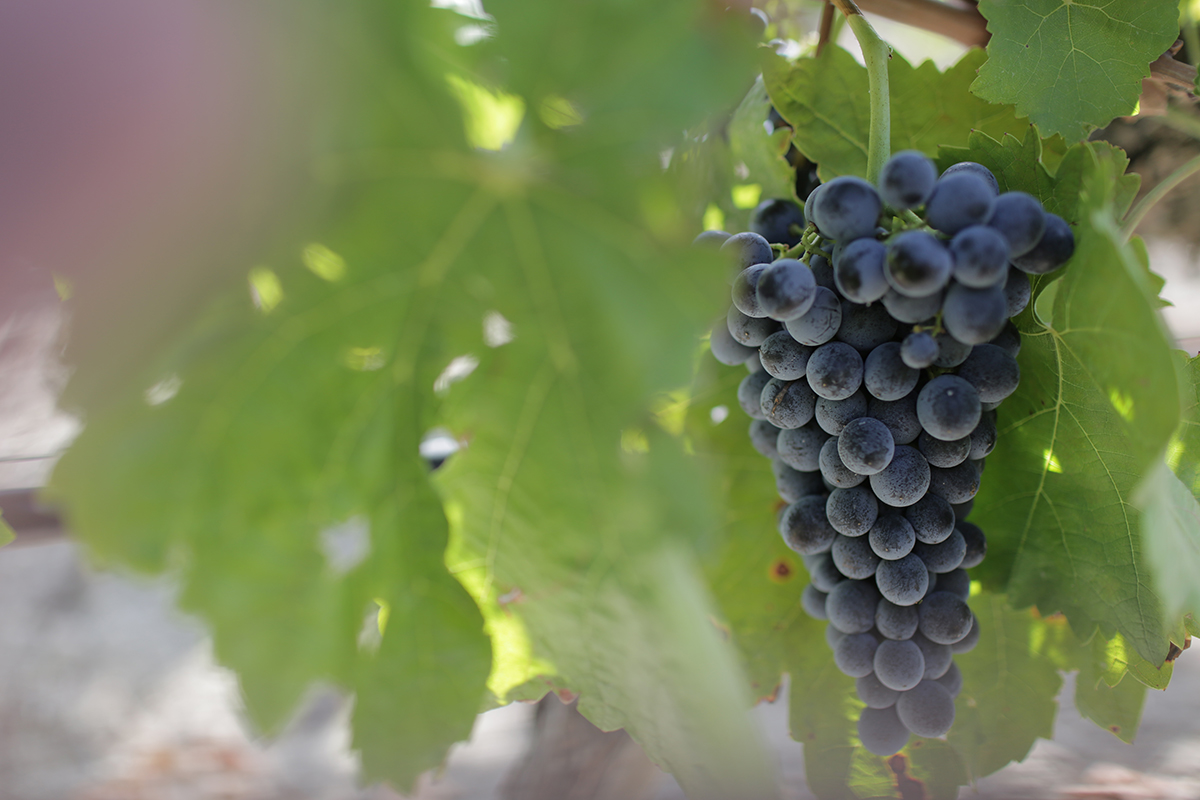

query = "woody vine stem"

[{"left": 829, "top": 0, "right": 892, "bottom": 185}]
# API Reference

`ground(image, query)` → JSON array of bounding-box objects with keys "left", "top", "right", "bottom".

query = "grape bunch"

[{"left": 704, "top": 153, "right": 1074, "bottom": 755}]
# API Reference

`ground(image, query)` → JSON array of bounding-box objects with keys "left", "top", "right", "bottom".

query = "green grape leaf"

[
  {"left": 48, "top": 0, "right": 779, "bottom": 794},
  {"left": 947, "top": 595, "right": 1062, "bottom": 780},
  {"left": 939, "top": 134, "right": 1183, "bottom": 667},
  {"left": 1074, "top": 633, "right": 1150, "bottom": 743},
  {"left": 764, "top": 47, "right": 1028, "bottom": 181},
  {"left": 729, "top": 76, "right": 797, "bottom": 202},
  {"left": 972, "top": 0, "right": 1179, "bottom": 141}
]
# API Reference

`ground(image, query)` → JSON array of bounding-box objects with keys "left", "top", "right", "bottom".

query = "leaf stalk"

[{"left": 830, "top": 1, "right": 892, "bottom": 185}]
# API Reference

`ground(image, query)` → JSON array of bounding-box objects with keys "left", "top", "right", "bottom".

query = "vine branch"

[{"left": 830, "top": 0, "right": 892, "bottom": 185}]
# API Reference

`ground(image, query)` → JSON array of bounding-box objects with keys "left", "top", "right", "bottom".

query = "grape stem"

[
  {"left": 830, "top": 0, "right": 892, "bottom": 185},
  {"left": 1121, "top": 151, "right": 1200, "bottom": 239}
]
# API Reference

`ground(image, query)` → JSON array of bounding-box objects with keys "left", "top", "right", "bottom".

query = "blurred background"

[{"left": 3, "top": 1, "right": 1200, "bottom": 798}]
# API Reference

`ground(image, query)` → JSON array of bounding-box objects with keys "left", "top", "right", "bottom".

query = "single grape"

[
  {"left": 761, "top": 377, "right": 818, "bottom": 429},
  {"left": 937, "top": 568, "right": 971, "bottom": 601},
  {"left": 876, "top": 553, "right": 930, "bottom": 606},
  {"left": 819, "top": 436, "right": 867, "bottom": 489},
  {"left": 869, "top": 513, "right": 916, "bottom": 561},
  {"left": 863, "top": 342, "right": 919, "bottom": 401},
  {"left": 693, "top": 229, "right": 731, "bottom": 249},
  {"left": 837, "top": 300, "right": 899, "bottom": 352},
  {"left": 878, "top": 150, "right": 938, "bottom": 210},
  {"left": 804, "top": 183, "right": 828, "bottom": 235},
  {"left": 758, "top": 258, "right": 818, "bottom": 321},
  {"left": 779, "top": 495, "right": 836, "bottom": 555},
  {"left": 917, "top": 375, "right": 981, "bottom": 441},
  {"left": 949, "top": 225, "right": 1010, "bottom": 288},
  {"left": 727, "top": 306, "right": 778, "bottom": 347},
  {"left": 750, "top": 198, "right": 806, "bottom": 247},
  {"left": 737, "top": 369, "right": 773, "bottom": 419},
  {"left": 951, "top": 498, "right": 974, "bottom": 521},
  {"left": 896, "top": 680, "right": 956, "bottom": 738},
  {"left": 732, "top": 264, "right": 770, "bottom": 318},
  {"left": 900, "top": 331, "right": 938, "bottom": 369},
  {"left": 812, "top": 176, "right": 883, "bottom": 242},
  {"left": 932, "top": 331, "right": 972, "bottom": 368},
  {"left": 857, "top": 672, "right": 900, "bottom": 709},
  {"left": 990, "top": 321, "right": 1021, "bottom": 359},
  {"left": 869, "top": 445, "right": 931, "bottom": 508},
  {"left": 773, "top": 458, "right": 826, "bottom": 503},
  {"left": 914, "top": 527, "right": 966, "bottom": 574},
  {"left": 928, "top": 461, "right": 981, "bottom": 505},
  {"left": 808, "top": 252, "right": 837, "bottom": 291},
  {"left": 807, "top": 342, "right": 865, "bottom": 401},
  {"left": 882, "top": 287, "right": 944, "bottom": 324},
  {"left": 868, "top": 390, "right": 923, "bottom": 446},
  {"left": 749, "top": 419, "right": 781, "bottom": 459},
  {"left": 918, "top": 591, "right": 973, "bottom": 644},
  {"left": 941, "top": 161, "right": 999, "bottom": 194},
  {"left": 950, "top": 613, "right": 980, "bottom": 654},
  {"left": 777, "top": 421, "right": 829, "bottom": 472},
  {"left": 876, "top": 598, "right": 920, "bottom": 640},
  {"left": 987, "top": 191, "right": 1046, "bottom": 257},
  {"left": 943, "top": 281, "right": 1008, "bottom": 345},
  {"left": 968, "top": 412, "right": 997, "bottom": 460},
  {"left": 1004, "top": 266, "right": 1031, "bottom": 317},
  {"left": 912, "top": 631, "right": 953, "bottom": 680},
  {"left": 758, "top": 330, "right": 814, "bottom": 380},
  {"left": 832, "top": 534, "right": 882, "bottom": 579},
  {"left": 858, "top": 706, "right": 911, "bottom": 756},
  {"left": 809, "top": 553, "right": 846, "bottom": 594},
  {"left": 826, "top": 486, "right": 879, "bottom": 537},
  {"left": 711, "top": 320, "right": 758, "bottom": 365},
  {"left": 1013, "top": 212, "right": 1075, "bottom": 274},
  {"left": 957, "top": 344, "right": 1020, "bottom": 404},
  {"left": 926, "top": 567, "right": 938, "bottom": 594},
  {"left": 835, "top": 631, "right": 880, "bottom": 678},
  {"left": 958, "top": 522, "right": 987, "bottom": 568},
  {"left": 815, "top": 389, "right": 868, "bottom": 436},
  {"left": 721, "top": 231, "right": 774, "bottom": 271},
  {"left": 936, "top": 661, "right": 963, "bottom": 696},
  {"left": 827, "top": 579, "right": 881, "bottom": 633},
  {"left": 925, "top": 172, "right": 996, "bottom": 235},
  {"left": 785, "top": 286, "right": 842, "bottom": 345},
  {"left": 801, "top": 583, "right": 828, "bottom": 620},
  {"left": 834, "top": 238, "right": 890, "bottom": 303},
  {"left": 826, "top": 623, "right": 847, "bottom": 649},
  {"left": 885, "top": 231, "right": 953, "bottom": 298},
  {"left": 918, "top": 429, "right": 970, "bottom": 468},
  {"left": 905, "top": 494, "right": 956, "bottom": 545},
  {"left": 839, "top": 417, "right": 896, "bottom": 476},
  {"left": 874, "top": 639, "right": 925, "bottom": 691}
]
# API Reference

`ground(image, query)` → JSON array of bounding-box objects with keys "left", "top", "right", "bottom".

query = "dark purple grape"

[
  {"left": 879, "top": 150, "right": 937, "bottom": 210},
  {"left": 885, "top": 232, "right": 953, "bottom": 298}
]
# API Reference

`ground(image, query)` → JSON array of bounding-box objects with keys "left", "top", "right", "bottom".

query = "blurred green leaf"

[
  {"left": 764, "top": 48, "right": 1027, "bottom": 181},
  {"left": 48, "top": 0, "right": 780, "bottom": 793},
  {"left": 1136, "top": 461, "right": 1200, "bottom": 626},
  {"left": 972, "top": 0, "right": 1179, "bottom": 141}
]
